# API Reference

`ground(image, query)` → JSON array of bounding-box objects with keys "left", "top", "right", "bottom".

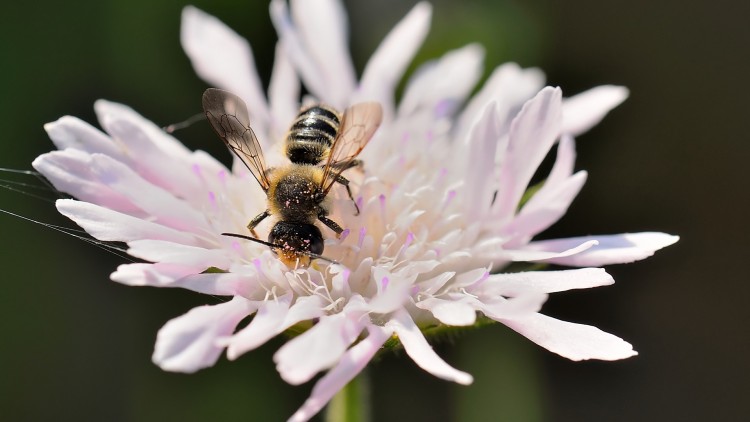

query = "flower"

[{"left": 33, "top": 1, "right": 678, "bottom": 421}]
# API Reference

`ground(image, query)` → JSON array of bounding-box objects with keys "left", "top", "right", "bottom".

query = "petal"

[
  {"left": 274, "top": 298, "right": 367, "bottom": 385},
  {"left": 470, "top": 289, "right": 547, "bottom": 319},
  {"left": 487, "top": 239, "right": 599, "bottom": 262},
  {"left": 288, "top": 325, "right": 391, "bottom": 422},
  {"left": 86, "top": 154, "right": 211, "bottom": 234},
  {"left": 289, "top": 0, "right": 355, "bottom": 107},
  {"left": 528, "top": 232, "right": 680, "bottom": 266},
  {"left": 222, "top": 295, "right": 327, "bottom": 360},
  {"left": 367, "top": 270, "right": 415, "bottom": 314},
  {"left": 457, "top": 63, "right": 545, "bottom": 140},
  {"left": 43, "top": 115, "right": 123, "bottom": 157},
  {"left": 561, "top": 85, "right": 629, "bottom": 136},
  {"left": 417, "top": 297, "right": 477, "bottom": 326},
  {"left": 126, "top": 239, "right": 230, "bottom": 268},
  {"left": 56, "top": 199, "right": 199, "bottom": 245},
  {"left": 503, "top": 170, "right": 587, "bottom": 244},
  {"left": 152, "top": 297, "right": 253, "bottom": 372},
  {"left": 398, "top": 44, "right": 484, "bottom": 118},
  {"left": 387, "top": 309, "right": 473, "bottom": 385},
  {"left": 181, "top": 6, "right": 269, "bottom": 136},
  {"left": 224, "top": 293, "right": 293, "bottom": 360},
  {"left": 499, "top": 313, "right": 637, "bottom": 361},
  {"left": 111, "top": 263, "right": 253, "bottom": 296},
  {"left": 32, "top": 150, "right": 141, "bottom": 214},
  {"left": 356, "top": 2, "right": 432, "bottom": 114},
  {"left": 482, "top": 268, "right": 614, "bottom": 295},
  {"left": 111, "top": 262, "right": 203, "bottom": 286},
  {"left": 93, "top": 100, "right": 207, "bottom": 203},
  {"left": 268, "top": 41, "right": 300, "bottom": 142},
  {"left": 492, "top": 87, "right": 563, "bottom": 223},
  {"left": 462, "top": 102, "right": 502, "bottom": 220}
]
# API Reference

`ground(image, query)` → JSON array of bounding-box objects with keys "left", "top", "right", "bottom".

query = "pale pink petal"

[
  {"left": 172, "top": 272, "right": 257, "bottom": 297},
  {"left": 366, "top": 271, "right": 415, "bottom": 314},
  {"left": 152, "top": 297, "right": 253, "bottom": 373},
  {"left": 470, "top": 289, "right": 547, "bottom": 319},
  {"left": 492, "top": 87, "right": 563, "bottom": 222},
  {"left": 268, "top": 41, "right": 300, "bottom": 142},
  {"left": 111, "top": 263, "right": 253, "bottom": 296},
  {"left": 417, "top": 297, "right": 477, "bottom": 326},
  {"left": 43, "top": 116, "right": 123, "bottom": 157},
  {"left": 225, "top": 293, "right": 293, "bottom": 359},
  {"left": 482, "top": 268, "right": 614, "bottom": 295},
  {"left": 503, "top": 171, "right": 587, "bottom": 244},
  {"left": 528, "top": 232, "right": 680, "bottom": 266},
  {"left": 562, "top": 85, "right": 629, "bottom": 136},
  {"left": 387, "top": 309, "right": 473, "bottom": 384},
  {"left": 270, "top": 0, "right": 326, "bottom": 102},
  {"left": 488, "top": 239, "right": 598, "bottom": 262},
  {"left": 356, "top": 2, "right": 432, "bottom": 114},
  {"left": 274, "top": 297, "right": 367, "bottom": 385},
  {"left": 56, "top": 199, "right": 199, "bottom": 245},
  {"left": 288, "top": 325, "right": 391, "bottom": 422},
  {"left": 93, "top": 101, "right": 207, "bottom": 203},
  {"left": 499, "top": 313, "right": 637, "bottom": 361},
  {"left": 290, "top": 0, "right": 355, "bottom": 107},
  {"left": 398, "top": 44, "right": 484, "bottom": 118},
  {"left": 126, "top": 240, "right": 230, "bottom": 268},
  {"left": 32, "top": 150, "right": 140, "bottom": 214},
  {"left": 111, "top": 263, "right": 201, "bottom": 287},
  {"left": 457, "top": 63, "right": 545, "bottom": 139},
  {"left": 181, "top": 6, "right": 270, "bottom": 136},
  {"left": 462, "top": 102, "right": 501, "bottom": 220},
  {"left": 86, "top": 154, "right": 211, "bottom": 234}
]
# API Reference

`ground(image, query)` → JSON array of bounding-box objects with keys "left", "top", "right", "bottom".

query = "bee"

[{"left": 202, "top": 88, "right": 383, "bottom": 267}]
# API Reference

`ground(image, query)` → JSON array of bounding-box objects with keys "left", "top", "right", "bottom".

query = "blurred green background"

[{"left": 1, "top": 0, "right": 747, "bottom": 421}]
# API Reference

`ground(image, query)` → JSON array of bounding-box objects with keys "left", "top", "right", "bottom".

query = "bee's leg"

[
  {"left": 247, "top": 210, "right": 270, "bottom": 238},
  {"left": 318, "top": 214, "right": 344, "bottom": 238},
  {"left": 333, "top": 174, "right": 360, "bottom": 215}
]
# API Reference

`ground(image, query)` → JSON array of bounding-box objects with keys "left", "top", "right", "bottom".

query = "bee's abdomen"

[{"left": 286, "top": 105, "right": 341, "bottom": 165}]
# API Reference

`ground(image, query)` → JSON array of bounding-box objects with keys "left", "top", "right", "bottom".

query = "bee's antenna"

[
  {"left": 221, "top": 232, "right": 340, "bottom": 265},
  {"left": 163, "top": 112, "right": 206, "bottom": 134}
]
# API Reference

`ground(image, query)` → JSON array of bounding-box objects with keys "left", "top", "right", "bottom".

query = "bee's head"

[{"left": 268, "top": 222, "right": 325, "bottom": 268}]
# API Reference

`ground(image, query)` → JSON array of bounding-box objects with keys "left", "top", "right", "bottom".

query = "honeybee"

[{"left": 202, "top": 88, "right": 383, "bottom": 267}]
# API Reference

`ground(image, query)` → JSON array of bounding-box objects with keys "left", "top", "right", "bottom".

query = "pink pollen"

[
  {"left": 381, "top": 277, "right": 389, "bottom": 290},
  {"left": 340, "top": 229, "right": 350, "bottom": 242},
  {"left": 192, "top": 163, "right": 202, "bottom": 176},
  {"left": 231, "top": 240, "right": 242, "bottom": 253}
]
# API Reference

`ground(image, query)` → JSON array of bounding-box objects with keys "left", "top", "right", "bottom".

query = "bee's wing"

[
  {"left": 320, "top": 102, "right": 383, "bottom": 194},
  {"left": 202, "top": 88, "right": 271, "bottom": 192}
]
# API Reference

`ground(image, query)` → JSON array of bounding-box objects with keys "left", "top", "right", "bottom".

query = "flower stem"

[{"left": 325, "top": 369, "right": 371, "bottom": 422}]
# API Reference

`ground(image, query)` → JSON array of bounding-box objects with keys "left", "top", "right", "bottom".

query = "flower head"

[{"left": 33, "top": 1, "right": 678, "bottom": 421}]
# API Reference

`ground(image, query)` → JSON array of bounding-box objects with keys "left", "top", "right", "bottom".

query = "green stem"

[{"left": 325, "top": 369, "right": 371, "bottom": 422}]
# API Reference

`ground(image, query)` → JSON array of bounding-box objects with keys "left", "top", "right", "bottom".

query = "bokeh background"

[{"left": 1, "top": 0, "right": 747, "bottom": 421}]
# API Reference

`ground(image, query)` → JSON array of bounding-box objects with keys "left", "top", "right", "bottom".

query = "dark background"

[{"left": 1, "top": 0, "right": 747, "bottom": 421}]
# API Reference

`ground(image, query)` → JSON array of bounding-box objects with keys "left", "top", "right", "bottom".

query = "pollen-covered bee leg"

[
  {"left": 334, "top": 174, "right": 360, "bottom": 215},
  {"left": 247, "top": 210, "right": 270, "bottom": 238},
  {"left": 318, "top": 214, "right": 344, "bottom": 238}
]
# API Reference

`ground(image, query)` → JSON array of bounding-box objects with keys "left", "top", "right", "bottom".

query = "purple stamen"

[{"left": 381, "top": 276, "right": 389, "bottom": 290}]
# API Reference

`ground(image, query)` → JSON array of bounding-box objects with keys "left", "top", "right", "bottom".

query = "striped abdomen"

[{"left": 285, "top": 105, "right": 341, "bottom": 165}]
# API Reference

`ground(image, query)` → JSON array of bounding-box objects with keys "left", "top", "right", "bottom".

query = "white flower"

[{"left": 33, "top": 1, "right": 678, "bottom": 421}]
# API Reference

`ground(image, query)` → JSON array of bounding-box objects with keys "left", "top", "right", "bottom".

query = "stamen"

[{"left": 381, "top": 276, "right": 389, "bottom": 291}]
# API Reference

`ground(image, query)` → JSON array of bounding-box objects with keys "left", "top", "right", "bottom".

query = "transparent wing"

[
  {"left": 202, "top": 88, "right": 271, "bottom": 191},
  {"left": 320, "top": 102, "right": 383, "bottom": 194}
]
